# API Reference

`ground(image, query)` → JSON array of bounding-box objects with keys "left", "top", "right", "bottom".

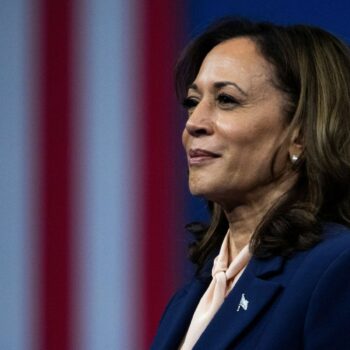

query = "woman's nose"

[{"left": 185, "top": 101, "right": 214, "bottom": 137}]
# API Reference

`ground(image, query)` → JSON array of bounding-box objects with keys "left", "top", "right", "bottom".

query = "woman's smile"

[{"left": 188, "top": 148, "right": 221, "bottom": 166}]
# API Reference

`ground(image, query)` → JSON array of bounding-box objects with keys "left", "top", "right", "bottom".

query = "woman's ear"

[{"left": 288, "top": 128, "right": 303, "bottom": 164}]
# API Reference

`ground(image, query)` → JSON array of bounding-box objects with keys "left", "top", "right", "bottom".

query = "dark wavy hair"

[{"left": 175, "top": 18, "right": 350, "bottom": 270}]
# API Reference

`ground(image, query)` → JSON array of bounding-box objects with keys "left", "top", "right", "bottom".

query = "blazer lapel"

[{"left": 194, "top": 256, "right": 285, "bottom": 349}]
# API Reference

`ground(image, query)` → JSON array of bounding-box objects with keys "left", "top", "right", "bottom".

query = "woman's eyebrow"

[
  {"left": 213, "top": 81, "right": 247, "bottom": 96},
  {"left": 187, "top": 81, "right": 247, "bottom": 96},
  {"left": 188, "top": 83, "right": 199, "bottom": 91}
]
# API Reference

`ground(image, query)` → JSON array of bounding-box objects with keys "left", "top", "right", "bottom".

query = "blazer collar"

[
  {"left": 152, "top": 255, "right": 286, "bottom": 350},
  {"left": 250, "top": 255, "right": 285, "bottom": 278},
  {"left": 193, "top": 255, "right": 285, "bottom": 349}
]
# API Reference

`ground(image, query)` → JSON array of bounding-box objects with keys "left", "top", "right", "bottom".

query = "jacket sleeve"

[{"left": 304, "top": 248, "right": 350, "bottom": 349}]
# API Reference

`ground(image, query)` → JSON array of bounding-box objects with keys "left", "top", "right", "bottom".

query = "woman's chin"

[
  {"left": 189, "top": 184, "right": 208, "bottom": 197},
  {"left": 188, "top": 175, "right": 215, "bottom": 196},
  {"left": 188, "top": 186, "right": 204, "bottom": 196},
  {"left": 188, "top": 183, "right": 218, "bottom": 201}
]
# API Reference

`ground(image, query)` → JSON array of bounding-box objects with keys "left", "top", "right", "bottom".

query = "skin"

[{"left": 182, "top": 37, "right": 301, "bottom": 254}]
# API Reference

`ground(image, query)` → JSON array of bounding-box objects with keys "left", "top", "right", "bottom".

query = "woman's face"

[{"left": 182, "top": 37, "right": 293, "bottom": 207}]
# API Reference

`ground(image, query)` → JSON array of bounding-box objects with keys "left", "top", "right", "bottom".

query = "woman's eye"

[
  {"left": 182, "top": 97, "right": 199, "bottom": 110},
  {"left": 216, "top": 93, "right": 238, "bottom": 107}
]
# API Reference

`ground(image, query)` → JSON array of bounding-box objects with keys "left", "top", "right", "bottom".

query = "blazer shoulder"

[
  {"left": 303, "top": 236, "right": 350, "bottom": 349},
  {"left": 308, "top": 222, "right": 350, "bottom": 273},
  {"left": 323, "top": 221, "right": 350, "bottom": 237},
  {"left": 291, "top": 222, "right": 350, "bottom": 281},
  {"left": 315, "top": 222, "right": 350, "bottom": 254}
]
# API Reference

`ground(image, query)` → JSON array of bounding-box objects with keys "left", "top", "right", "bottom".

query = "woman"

[{"left": 151, "top": 18, "right": 350, "bottom": 349}]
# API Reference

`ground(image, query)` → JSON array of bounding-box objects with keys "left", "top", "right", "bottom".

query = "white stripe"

[
  {"left": 0, "top": 1, "right": 38, "bottom": 349},
  {"left": 73, "top": 0, "right": 141, "bottom": 349}
]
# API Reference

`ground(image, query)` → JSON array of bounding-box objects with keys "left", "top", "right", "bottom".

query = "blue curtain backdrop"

[{"left": 187, "top": 0, "right": 350, "bottom": 39}]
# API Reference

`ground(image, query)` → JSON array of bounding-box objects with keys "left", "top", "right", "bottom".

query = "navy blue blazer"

[{"left": 151, "top": 223, "right": 350, "bottom": 349}]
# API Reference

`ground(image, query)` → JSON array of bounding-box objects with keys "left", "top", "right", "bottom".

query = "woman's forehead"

[{"left": 193, "top": 37, "right": 274, "bottom": 92}]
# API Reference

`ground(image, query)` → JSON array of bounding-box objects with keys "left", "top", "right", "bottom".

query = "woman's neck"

[
  {"left": 223, "top": 173, "right": 298, "bottom": 256},
  {"left": 225, "top": 202, "right": 268, "bottom": 255}
]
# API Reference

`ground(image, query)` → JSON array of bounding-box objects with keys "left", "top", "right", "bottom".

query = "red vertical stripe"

[
  {"left": 142, "top": 0, "right": 185, "bottom": 347},
  {"left": 38, "top": 1, "right": 73, "bottom": 349}
]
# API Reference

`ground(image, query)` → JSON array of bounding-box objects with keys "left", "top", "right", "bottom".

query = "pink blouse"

[{"left": 180, "top": 231, "right": 252, "bottom": 349}]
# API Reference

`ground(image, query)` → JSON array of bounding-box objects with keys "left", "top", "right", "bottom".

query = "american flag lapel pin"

[{"left": 237, "top": 293, "right": 249, "bottom": 311}]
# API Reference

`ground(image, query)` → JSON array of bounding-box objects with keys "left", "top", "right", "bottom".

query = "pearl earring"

[{"left": 290, "top": 154, "right": 299, "bottom": 164}]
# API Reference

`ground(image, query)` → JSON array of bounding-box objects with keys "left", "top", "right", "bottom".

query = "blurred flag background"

[{"left": 2, "top": 0, "right": 350, "bottom": 349}]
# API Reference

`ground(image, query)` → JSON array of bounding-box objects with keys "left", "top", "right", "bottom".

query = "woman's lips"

[{"left": 188, "top": 148, "right": 221, "bottom": 165}]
